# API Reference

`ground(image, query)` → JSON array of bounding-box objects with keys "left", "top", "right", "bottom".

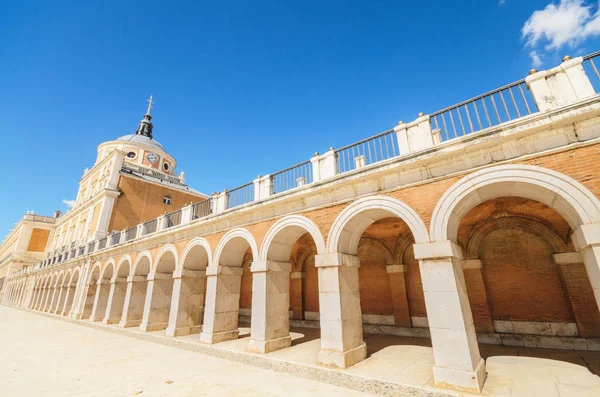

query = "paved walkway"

[
  {"left": 0, "top": 307, "right": 376, "bottom": 397},
  {"left": 3, "top": 306, "right": 600, "bottom": 396}
]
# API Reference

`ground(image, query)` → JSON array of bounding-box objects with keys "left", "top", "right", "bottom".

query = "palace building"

[{"left": 2, "top": 54, "right": 600, "bottom": 394}]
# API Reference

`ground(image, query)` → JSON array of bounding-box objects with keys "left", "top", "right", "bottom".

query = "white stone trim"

[
  {"left": 493, "top": 320, "right": 579, "bottom": 337},
  {"left": 411, "top": 316, "right": 429, "bottom": 328},
  {"left": 178, "top": 237, "right": 212, "bottom": 271},
  {"left": 430, "top": 164, "right": 600, "bottom": 242},
  {"left": 213, "top": 228, "right": 258, "bottom": 267},
  {"left": 258, "top": 215, "right": 325, "bottom": 262},
  {"left": 553, "top": 252, "right": 583, "bottom": 265},
  {"left": 385, "top": 264, "right": 405, "bottom": 273},
  {"left": 326, "top": 195, "right": 429, "bottom": 256},
  {"left": 132, "top": 250, "right": 152, "bottom": 276}
]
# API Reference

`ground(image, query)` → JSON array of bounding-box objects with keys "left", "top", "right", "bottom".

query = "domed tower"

[
  {"left": 96, "top": 96, "right": 177, "bottom": 175},
  {"left": 46, "top": 97, "right": 206, "bottom": 252}
]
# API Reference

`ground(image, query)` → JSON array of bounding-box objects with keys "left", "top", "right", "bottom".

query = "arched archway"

[
  {"left": 140, "top": 245, "right": 178, "bottom": 332},
  {"left": 82, "top": 264, "right": 101, "bottom": 319},
  {"left": 51, "top": 272, "right": 67, "bottom": 314},
  {"left": 247, "top": 215, "right": 325, "bottom": 353},
  {"left": 62, "top": 268, "right": 79, "bottom": 316},
  {"left": 200, "top": 228, "right": 258, "bottom": 344},
  {"left": 120, "top": 251, "right": 152, "bottom": 328},
  {"left": 318, "top": 196, "right": 429, "bottom": 368},
  {"left": 421, "top": 164, "right": 600, "bottom": 391},
  {"left": 90, "top": 261, "right": 114, "bottom": 322},
  {"left": 166, "top": 238, "right": 211, "bottom": 337},
  {"left": 43, "top": 274, "right": 58, "bottom": 312},
  {"left": 103, "top": 256, "right": 131, "bottom": 324}
]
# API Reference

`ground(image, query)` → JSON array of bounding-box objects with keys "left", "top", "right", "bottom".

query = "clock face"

[{"left": 146, "top": 152, "right": 158, "bottom": 164}]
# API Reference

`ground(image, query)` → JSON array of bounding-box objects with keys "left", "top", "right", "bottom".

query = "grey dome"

[{"left": 116, "top": 134, "right": 165, "bottom": 151}]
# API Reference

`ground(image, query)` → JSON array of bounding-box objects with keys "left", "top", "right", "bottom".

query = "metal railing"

[
  {"left": 143, "top": 219, "right": 157, "bottom": 236},
  {"left": 227, "top": 182, "right": 255, "bottom": 209},
  {"left": 164, "top": 210, "right": 182, "bottom": 229},
  {"left": 110, "top": 233, "right": 121, "bottom": 246},
  {"left": 272, "top": 160, "right": 313, "bottom": 194},
  {"left": 78, "top": 246, "right": 85, "bottom": 256},
  {"left": 87, "top": 241, "right": 95, "bottom": 254},
  {"left": 192, "top": 198, "right": 212, "bottom": 220},
  {"left": 583, "top": 51, "right": 600, "bottom": 89},
  {"left": 335, "top": 129, "right": 400, "bottom": 174},
  {"left": 98, "top": 238, "right": 107, "bottom": 250},
  {"left": 430, "top": 79, "right": 537, "bottom": 142},
  {"left": 125, "top": 226, "right": 137, "bottom": 242}
]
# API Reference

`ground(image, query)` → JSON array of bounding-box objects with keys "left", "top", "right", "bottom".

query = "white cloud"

[
  {"left": 499, "top": 0, "right": 506, "bottom": 5},
  {"left": 529, "top": 50, "right": 543, "bottom": 67},
  {"left": 522, "top": 0, "right": 600, "bottom": 51},
  {"left": 62, "top": 199, "right": 76, "bottom": 208}
]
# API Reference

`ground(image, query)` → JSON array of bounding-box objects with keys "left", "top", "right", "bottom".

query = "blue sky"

[{"left": 1, "top": 0, "right": 600, "bottom": 235}]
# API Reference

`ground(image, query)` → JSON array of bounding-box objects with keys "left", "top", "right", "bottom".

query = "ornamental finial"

[{"left": 146, "top": 95, "right": 154, "bottom": 115}]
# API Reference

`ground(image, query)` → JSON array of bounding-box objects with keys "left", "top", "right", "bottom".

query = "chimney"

[{"left": 53, "top": 210, "right": 61, "bottom": 218}]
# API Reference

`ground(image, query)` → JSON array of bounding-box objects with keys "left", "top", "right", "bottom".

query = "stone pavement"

[
  {"left": 0, "top": 306, "right": 380, "bottom": 397},
  {"left": 2, "top": 306, "right": 600, "bottom": 396}
]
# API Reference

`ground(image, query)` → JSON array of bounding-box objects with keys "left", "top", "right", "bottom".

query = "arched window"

[{"left": 163, "top": 195, "right": 172, "bottom": 205}]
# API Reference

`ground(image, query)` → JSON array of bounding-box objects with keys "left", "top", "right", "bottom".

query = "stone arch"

[
  {"left": 132, "top": 251, "right": 152, "bottom": 276},
  {"left": 102, "top": 259, "right": 116, "bottom": 280},
  {"left": 68, "top": 267, "right": 80, "bottom": 285},
  {"left": 116, "top": 255, "right": 133, "bottom": 278},
  {"left": 430, "top": 164, "right": 600, "bottom": 242},
  {"left": 153, "top": 244, "right": 178, "bottom": 274},
  {"left": 88, "top": 262, "right": 102, "bottom": 284},
  {"left": 259, "top": 215, "right": 325, "bottom": 262},
  {"left": 179, "top": 238, "right": 212, "bottom": 271},
  {"left": 213, "top": 228, "right": 258, "bottom": 267},
  {"left": 327, "top": 195, "right": 429, "bottom": 255},
  {"left": 63, "top": 267, "right": 80, "bottom": 316}
]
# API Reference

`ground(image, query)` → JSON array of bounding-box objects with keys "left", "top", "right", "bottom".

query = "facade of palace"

[{"left": 3, "top": 55, "right": 600, "bottom": 393}]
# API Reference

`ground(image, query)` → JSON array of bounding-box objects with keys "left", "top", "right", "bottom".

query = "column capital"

[
  {"left": 250, "top": 260, "right": 292, "bottom": 273},
  {"left": 386, "top": 264, "right": 405, "bottom": 273},
  {"left": 413, "top": 240, "right": 463, "bottom": 261},
  {"left": 572, "top": 223, "right": 600, "bottom": 250},
  {"left": 172, "top": 269, "right": 206, "bottom": 279},
  {"left": 126, "top": 275, "right": 146, "bottom": 283},
  {"left": 315, "top": 252, "right": 360, "bottom": 268}
]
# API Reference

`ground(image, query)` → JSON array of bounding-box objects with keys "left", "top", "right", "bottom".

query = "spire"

[{"left": 135, "top": 95, "right": 154, "bottom": 139}]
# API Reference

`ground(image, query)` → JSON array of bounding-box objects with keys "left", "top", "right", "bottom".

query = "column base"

[
  {"left": 200, "top": 329, "right": 239, "bottom": 344},
  {"left": 102, "top": 317, "right": 121, "bottom": 325},
  {"left": 433, "top": 358, "right": 486, "bottom": 393},
  {"left": 165, "top": 325, "right": 202, "bottom": 337},
  {"left": 139, "top": 322, "right": 168, "bottom": 332},
  {"left": 318, "top": 342, "right": 367, "bottom": 369},
  {"left": 89, "top": 315, "right": 102, "bottom": 322},
  {"left": 246, "top": 335, "right": 292, "bottom": 354},
  {"left": 118, "top": 319, "right": 142, "bottom": 328}
]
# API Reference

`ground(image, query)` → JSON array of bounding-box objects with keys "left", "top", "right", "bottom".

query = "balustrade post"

[
  {"left": 394, "top": 113, "right": 436, "bottom": 154},
  {"left": 119, "top": 229, "right": 127, "bottom": 244},
  {"left": 253, "top": 175, "right": 273, "bottom": 201},
  {"left": 310, "top": 148, "right": 338, "bottom": 183},
  {"left": 136, "top": 222, "right": 144, "bottom": 238},
  {"left": 180, "top": 203, "right": 193, "bottom": 224},
  {"left": 526, "top": 56, "right": 595, "bottom": 112}
]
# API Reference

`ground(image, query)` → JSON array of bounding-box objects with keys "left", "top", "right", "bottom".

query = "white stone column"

[
  {"left": 89, "top": 282, "right": 103, "bottom": 321},
  {"left": 61, "top": 284, "right": 75, "bottom": 316},
  {"left": 314, "top": 253, "right": 367, "bottom": 368},
  {"left": 139, "top": 273, "right": 172, "bottom": 332},
  {"left": 413, "top": 240, "right": 485, "bottom": 393},
  {"left": 103, "top": 277, "right": 127, "bottom": 324},
  {"left": 573, "top": 223, "right": 600, "bottom": 310},
  {"left": 119, "top": 275, "right": 147, "bottom": 328},
  {"left": 166, "top": 269, "right": 206, "bottom": 337},
  {"left": 52, "top": 285, "right": 65, "bottom": 314},
  {"left": 247, "top": 260, "right": 292, "bottom": 353},
  {"left": 200, "top": 266, "right": 243, "bottom": 344}
]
